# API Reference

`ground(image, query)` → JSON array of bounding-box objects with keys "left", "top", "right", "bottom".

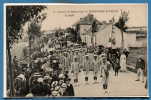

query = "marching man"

[
  {"left": 98, "top": 53, "right": 105, "bottom": 77},
  {"left": 83, "top": 54, "right": 90, "bottom": 84},
  {"left": 79, "top": 50, "right": 84, "bottom": 72},
  {"left": 101, "top": 54, "right": 111, "bottom": 94},
  {"left": 71, "top": 55, "right": 80, "bottom": 86},
  {"left": 93, "top": 55, "right": 99, "bottom": 83}
]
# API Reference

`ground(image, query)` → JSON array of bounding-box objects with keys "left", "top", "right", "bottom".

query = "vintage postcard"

[{"left": 4, "top": 3, "right": 148, "bottom": 97}]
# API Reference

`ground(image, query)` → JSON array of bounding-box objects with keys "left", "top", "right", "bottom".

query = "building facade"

[{"left": 73, "top": 14, "right": 147, "bottom": 48}]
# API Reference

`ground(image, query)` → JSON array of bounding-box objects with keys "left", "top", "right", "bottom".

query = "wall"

[{"left": 80, "top": 25, "right": 92, "bottom": 46}]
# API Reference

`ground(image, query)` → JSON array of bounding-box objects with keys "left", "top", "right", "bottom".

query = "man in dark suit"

[{"left": 65, "top": 78, "right": 74, "bottom": 96}]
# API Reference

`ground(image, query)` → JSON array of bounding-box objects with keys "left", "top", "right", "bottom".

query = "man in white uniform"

[
  {"left": 93, "top": 55, "right": 99, "bottom": 83},
  {"left": 83, "top": 54, "right": 90, "bottom": 84},
  {"left": 71, "top": 56, "right": 79, "bottom": 86}
]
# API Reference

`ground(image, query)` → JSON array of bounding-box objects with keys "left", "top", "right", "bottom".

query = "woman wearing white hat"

[{"left": 60, "top": 83, "right": 68, "bottom": 96}]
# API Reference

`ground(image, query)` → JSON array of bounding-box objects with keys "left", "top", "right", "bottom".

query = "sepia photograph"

[{"left": 4, "top": 3, "right": 148, "bottom": 97}]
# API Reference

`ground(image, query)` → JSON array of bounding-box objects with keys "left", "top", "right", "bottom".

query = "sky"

[{"left": 39, "top": 4, "right": 147, "bottom": 31}]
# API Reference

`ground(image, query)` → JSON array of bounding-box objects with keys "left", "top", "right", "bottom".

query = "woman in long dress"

[{"left": 120, "top": 53, "right": 127, "bottom": 72}]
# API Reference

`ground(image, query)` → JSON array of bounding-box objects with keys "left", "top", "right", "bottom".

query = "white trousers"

[{"left": 137, "top": 68, "right": 144, "bottom": 81}]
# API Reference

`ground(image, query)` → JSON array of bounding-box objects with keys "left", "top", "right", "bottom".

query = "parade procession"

[
  {"left": 10, "top": 44, "right": 131, "bottom": 97},
  {"left": 5, "top": 4, "right": 147, "bottom": 97}
]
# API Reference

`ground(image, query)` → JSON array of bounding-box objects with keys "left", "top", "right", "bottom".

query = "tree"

[
  {"left": 27, "top": 20, "right": 41, "bottom": 63},
  {"left": 27, "top": 13, "right": 46, "bottom": 58},
  {"left": 65, "top": 27, "right": 80, "bottom": 43},
  {"left": 6, "top": 5, "right": 46, "bottom": 96},
  {"left": 115, "top": 10, "right": 129, "bottom": 49},
  {"left": 6, "top": 6, "right": 46, "bottom": 46}
]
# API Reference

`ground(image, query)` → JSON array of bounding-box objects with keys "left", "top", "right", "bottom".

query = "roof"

[
  {"left": 125, "top": 26, "right": 147, "bottom": 34},
  {"left": 73, "top": 14, "right": 102, "bottom": 26}
]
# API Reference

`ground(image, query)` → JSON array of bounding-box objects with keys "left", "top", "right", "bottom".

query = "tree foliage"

[
  {"left": 114, "top": 10, "right": 129, "bottom": 49},
  {"left": 6, "top": 5, "right": 46, "bottom": 46},
  {"left": 115, "top": 10, "right": 129, "bottom": 32},
  {"left": 65, "top": 27, "right": 81, "bottom": 43},
  {"left": 28, "top": 22, "right": 41, "bottom": 41},
  {"left": 28, "top": 13, "right": 46, "bottom": 41}
]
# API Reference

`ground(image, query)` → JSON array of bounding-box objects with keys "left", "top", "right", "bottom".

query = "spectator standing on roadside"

[{"left": 135, "top": 56, "right": 145, "bottom": 83}]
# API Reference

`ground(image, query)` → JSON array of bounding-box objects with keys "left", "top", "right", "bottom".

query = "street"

[{"left": 70, "top": 69, "right": 147, "bottom": 97}]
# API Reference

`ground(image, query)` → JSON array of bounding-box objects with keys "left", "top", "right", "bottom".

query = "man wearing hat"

[
  {"left": 71, "top": 56, "right": 80, "bottom": 86},
  {"left": 14, "top": 73, "right": 27, "bottom": 96},
  {"left": 51, "top": 90, "right": 60, "bottom": 97},
  {"left": 93, "top": 54, "right": 99, "bottom": 83},
  {"left": 45, "top": 74, "right": 52, "bottom": 84},
  {"left": 64, "top": 52, "right": 70, "bottom": 73},
  {"left": 135, "top": 56, "right": 145, "bottom": 83},
  {"left": 42, "top": 76, "right": 52, "bottom": 96},
  {"left": 66, "top": 78, "right": 75, "bottom": 96},
  {"left": 58, "top": 53, "right": 63, "bottom": 70},
  {"left": 98, "top": 53, "right": 105, "bottom": 77},
  {"left": 68, "top": 50, "right": 72, "bottom": 71},
  {"left": 59, "top": 53, "right": 66, "bottom": 72},
  {"left": 79, "top": 49, "right": 85, "bottom": 72},
  {"left": 88, "top": 52, "right": 94, "bottom": 70},
  {"left": 101, "top": 56, "right": 110, "bottom": 94},
  {"left": 83, "top": 53, "right": 90, "bottom": 84},
  {"left": 60, "top": 83, "right": 68, "bottom": 96},
  {"left": 41, "top": 60, "right": 52, "bottom": 73},
  {"left": 58, "top": 73, "right": 65, "bottom": 85},
  {"left": 30, "top": 77, "right": 44, "bottom": 96},
  {"left": 51, "top": 81, "right": 59, "bottom": 91}
]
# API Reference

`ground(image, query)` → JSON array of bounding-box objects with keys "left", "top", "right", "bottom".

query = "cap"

[
  {"left": 53, "top": 60, "right": 57, "bottom": 63},
  {"left": 34, "top": 59, "right": 39, "bottom": 63},
  {"left": 51, "top": 90, "right": 59, "bottom": 96},
  {"left": 25, "top": 93, "right": 33, "bottom": 97},
  {"left": 37, "top": 77, "right": 43, "bottom": 83},
  {"left": 61, "top": 83, "right": 67, "bottom": 88},
  {"left": 51, "top": 81, "right": 58, "bottom": 87},
  {"left": 54, "top": 86, "right": 60, "bottom": 91},
  {"left": 59, "top": 74, "right": 65, "bottom": 79},
  {"left": 44, "top": 75, "right": 50, "bottom": 80}
]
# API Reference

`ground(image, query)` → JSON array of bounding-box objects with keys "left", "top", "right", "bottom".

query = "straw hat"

[{"left": 37, "top": 77, "right": 43, "bottom": 83}]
